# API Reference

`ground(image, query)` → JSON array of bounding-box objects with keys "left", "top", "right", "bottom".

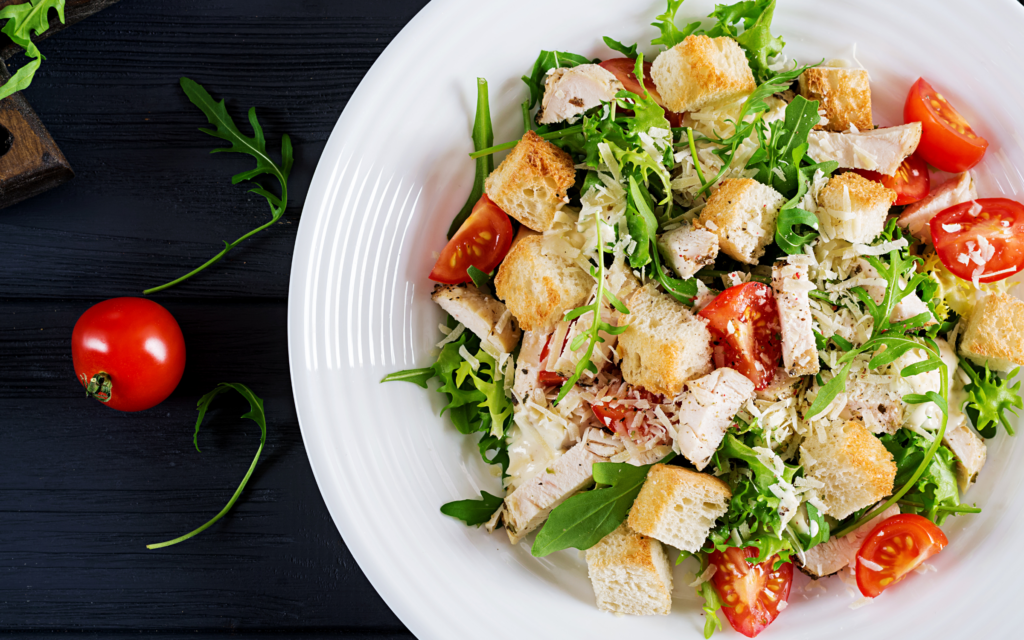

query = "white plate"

[{"left": 288, "top": 1, "right": 1024, "bottom": 637}]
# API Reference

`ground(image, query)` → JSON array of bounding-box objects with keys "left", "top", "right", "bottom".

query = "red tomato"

[
  {"left": 72, "top": 298, "right": 186, "bottom": 412},
  {"left": 709, "top": 547, "right": 793, "bottom": 638},
  {"left": 537, "top": 371, "right": 566, "bottom": 385},
  {"left": 429, "top": 194, "right": 514, "bottom": 284},
  {"left": 591, "top": 402, "right": 629, "bottom": 430},
  {"left": 853, "top": 153, "right": 930, "bottom": 206},
  {"left": 598, "top": 58, "right": 684, "bottom": 126},
  {"left": 930, "top": 198, "right": 1024, "bottom": 284},
  {"left": 904, "top": 78, "right": 989, "bottom": 173},
  {"left": 698, "top": 283, "right": 781, "bottom": 390},
  {"left": 856, "top": 514, "right": 948, "bottom": 598}
]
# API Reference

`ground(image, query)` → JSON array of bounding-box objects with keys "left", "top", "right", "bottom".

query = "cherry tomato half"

[
  {"left": 598, "top": 58, "right": 684, "bottom": 127},
  {"left": 429, "top": 194, "right": 514, "bottom": 284},
  {"left": 537, "top": 370, "right": 566, "bottom": 385},
  {"left": 854, "top": 153, "right": 930, "bottom": 206},
  {"left": 698, "top": 282, "right": 781, "bottom": 390},
  {"left": 930, "top": 197, "right": 1024, "bottom": 284},
  {"left": 904, "top": 78, "right": 989, "bottom": 173},
  {"left": 856, "top": 513, "right": 948, "bottom": 598},
  {"left": 72, "top": 298, "right": 186, "bottom": 412},
  {"left": 709, "top": 547, "right": 793, "bottom": 638}
]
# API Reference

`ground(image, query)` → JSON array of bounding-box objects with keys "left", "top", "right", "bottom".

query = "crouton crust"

[
  {"left": 651, "top": 35, "right": 756, "bottom": 113},
  {"left": 960, "top": 292, "right": 1024, "bottom": 371},
  {"left": 494, "top": 233, "right": 593, "bottom": 332},
  {"left": 484, "top": 130, "right": 575, "bottom": 232},
  {"left": 628, "top": 464, "right": 730, "bottom": 552},
  {"left": 819, "top": 171, "right": 896, "bottom": 211},
  {"left": 799, "top": 67, "right": 873, "bottom": 132},
  {"left": 586, "top": 523, "right": 673, "bottom": 616},
  {"left": 696, "top": 178, "right": 783, "bottom": 264},
  {"left": 802, "top": 419, "right": 896, "bottom": 520},
  {"left": 617, "top": 284, "right": 713, "bottom": 396}
]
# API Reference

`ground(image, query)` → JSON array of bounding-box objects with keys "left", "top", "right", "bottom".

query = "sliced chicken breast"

[
  {"left": 537, "top": 64, "right": 624, "bottom": 125},
  {"left": 806, "top": 123, "right": 922, "bottom": 176},
  {"left": 432, "top": 283, "right": 521, "bottom": 355},
  {"left": 673, "top": 368, "right": 755, "bottom": 470},
  {"left": 772, "top": 261, "right": 820, "bottom": 377}
]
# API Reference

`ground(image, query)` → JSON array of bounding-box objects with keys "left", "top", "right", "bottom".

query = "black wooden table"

[{"left": 1, "top": 1, "right": 429, "bottom": 635}]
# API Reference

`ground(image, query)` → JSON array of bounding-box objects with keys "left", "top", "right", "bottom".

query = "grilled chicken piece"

[
  {"left": 800, "top": 504, "right": 900, "bottom": 577},
  {"left": 772, "top": 261, "right": 819, "bottom": 377},
  {"left": 536, "top": 64, "right": 624, "bottom": 125},
  {"left": 673, "top": 368, "right": 755, "bottom": 470},
  {"left": 432, "top": 283, "right": 521, "bottom": 355},
  {"left": 943, "top": 421, "right": 987, "bottom": 493},
  {"left": 806, "top": 123, "right": 921, "bottom": 176}
]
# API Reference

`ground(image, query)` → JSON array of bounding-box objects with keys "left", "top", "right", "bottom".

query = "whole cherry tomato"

[{"left": 72, "top": 297, "right": 186, "bottom": 412}]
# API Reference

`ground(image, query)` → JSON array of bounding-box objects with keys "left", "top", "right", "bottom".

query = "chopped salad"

[{"left": 384, "top": 0, "right": 1024, "bottom": 636}]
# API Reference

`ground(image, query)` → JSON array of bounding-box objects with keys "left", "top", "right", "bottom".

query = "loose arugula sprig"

[
  {"left": 147, "top": 383, "right": 266, "bottom": 549},
  {"left": 531, "top": 453, "right": 675, "bottom": 556},
  {"left": 144, "top": 78, "right": 293, "bottom": 294},
  {"left": 805, "top": 235, "right": 952, "bottom": 537},
  {"left": 0, "top": 0, "right": 65, "bottom": 101},
  {"left": 440, "top": 490, "right": 503, "bottom": 526},
  {"left": 960, "top": 357, "right": 1022, "bottom": 438},
  {"left": 447, "top": 78, "right": 494, "bottom": 237}
]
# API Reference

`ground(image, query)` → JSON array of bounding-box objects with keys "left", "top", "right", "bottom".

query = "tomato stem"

[{"left": 85, "top": 371, "right": 113, "bottom": 403}]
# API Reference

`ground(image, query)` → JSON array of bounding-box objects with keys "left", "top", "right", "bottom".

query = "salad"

[{"left": 384, "top": 0, "right": 1024, "bottom": 636}]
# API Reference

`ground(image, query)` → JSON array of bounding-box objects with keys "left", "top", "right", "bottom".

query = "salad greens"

[
  {"left": 960, "top": 357, "right": 1022, "bottom": 438},
  {"left": 448, "top": 78, "right": 494, "bottom": 238},
  {"left": 0, "top": 0, "right": 65, "bottom": 101},
  {"left": 147, "top": 383, "right": 267, "bottom": 549},
  {"left": 532, "top": 453, "right": 675, "bottom": 557},
  {"left": 441, "top": 491, "right": 504, "bottom": 526},
  {"left": 880, "top": 431, "right": 964, "bottom": 526},
  {"left": 144, "top": 78, "right": 293, "bottom": 294}
]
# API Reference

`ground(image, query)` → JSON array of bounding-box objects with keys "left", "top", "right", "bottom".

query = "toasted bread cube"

[
  {"left": 651, "top": 35, "right": 756, "bottom": 113},
  {"left": 537, "top": 64, "right": 623, "bottom": 125},
  {"left": 898, "top": 171, "right": 977, "bottom": 243},
  {"left": 959, "top": 292, "right": 1024, "bottom": 372},
  {"left": 503, "top": 439, "right": 608, "bottom": 544},
  {"left": 696, "top": 178, "right": 784, "bottom": 264},
  {"left": 628, "top": 464, "right": 731, "bottom": 553},
  {"left": 673, "top": 368, "right": 755, "bottom": 470},
  {"left": 617, "top": 284, "right": 713, "bottom": 397},
  {"left": 800, "top": 504, "right": 899, "bottom": 577},
  {"left": 815, "top": 172, "right": 896, "bottom": 244},
  {"left": 586, "top": 523, "right": 673, "bottom": 616},
  {"left": 494, "top": 233, "right": 593, "bottom": 332},
  {"left": 431, "top": 283, "right": 521, "bottom": 355},
  {"left": 772, "top": 262, "right": 820, "bottom": 377},
  {"left": 484, "top": 130, "right": 575, "bottom": 232},
  {"left": 657, "top": 226, "right": 719, "bottom": 279},
  {"left": 798, "top": 67, "right": 873, "bottom": 132},
  {"left": 806, "top": 123, "right": 921, "bottom": 176},
  {"left": 800, "top": 420, "right": 897, "bottom": 520}
]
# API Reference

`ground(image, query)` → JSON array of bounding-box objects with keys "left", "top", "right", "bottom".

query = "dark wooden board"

[{"left": 1, "top": 0, "right": 429, "bottom": 634}]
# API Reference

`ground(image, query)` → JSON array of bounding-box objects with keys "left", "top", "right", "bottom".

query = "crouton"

[
  {"left": 800, "top": 419, "right": 897, "bottom": 520},
  {"left": 673, "top": 368, "right": 755, "bottom": 470},
  {"left": 494, "top": 233, "right": 593, "bottom": 332},
  {"left": 772, "top": 261, "right": 820, "bottom": 377},
  {"left": 657, "top": 225, "right": 719, "bottom": 279},
  {"left": 898, "top": 171, "right": 976, "bottom": 243},
  {"left": 617, "top": 284, "right": 714, "bottom": 396},
  {"left": 504, "top": 438, "right": 608, "bottom": 544},
  {"left": 798, "top": 67, "right": 873, "bottom": 132},
  {"left": 816, "top": 172, "right": 896, "bottom": 244},
  {"left": 696, "top": 178, "right": 784, "bottom": 264},
  {"left": 586, "top": 523, "right": 673, "bottom": 616},
  {"left": 431, "top": 283, "right": 521, "bottom": 355},
  {"left": 943, "top": 421, "right": 987, "bottom": 493},
  {"left": 650, "top": 35, "right": 756, "bottom": 113},
  {"left": 806, "top": 123, "right": 922, "bottom": 176},
  {"left": 537, "top": 64, "right": 623, "bottom": 125},
  {"left": 484, "top": 130, "right": 575, "bottom": 232},
  {"left": 959, "top": 292, "right": 1024, "bottom": 372},
  {"left": 800, "top": 504, "right": 899, "bottom": 577},
  {"left": 628, "top": 464, "right": 731, "bottom": 553}
]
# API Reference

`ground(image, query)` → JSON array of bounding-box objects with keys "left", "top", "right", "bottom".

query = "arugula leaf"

[
  {"left": 0, "top": 0, "right": 65, "bottom": 101},
  {"left": 652, "top": 242, "right": 699, "bottom": 305},
  {"left": 440, "top": 491, "right": 503, "bottom": 526},
  {"left": 775, "top": 208, "right": 818, "bottom": 255},
  {"left": 532, "top": 454, "right": 675, "bottom": 556},
  {"left": 522, "top": 50, "right": 594, "bottom": 109},
  {"left": 626, "top": 175, "right": 660, "bottom": 268},
  {"left": 380, "top": 367, "right": 435, "bottom": 388},
  {"left": 602, "top": 36, "right": 638, "bottom": 58},
  {"left": 466, "top": 265, "right": 491, "bottom": 292},
  {"left": 879, "top": 431, "right": 962, "bottom": 525},
  {"left": 651, "top": 0, "right": 702, "bottom": 49},
  {"left": 145, "top": 78, "right": 293, "bottom": 294},
  {"left": 960, "top": 357, "right": 1022, "bottom": 438},
  {"left": 448, "top": 78, "right": 495, "bottom": 238},
  {"left": 147, "top": 383, "right": 266, "bottom": 549}
]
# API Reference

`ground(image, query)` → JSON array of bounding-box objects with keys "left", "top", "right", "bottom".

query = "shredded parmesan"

[{"left": 436, "top": 323, "right": 465, "bottom": 348}]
